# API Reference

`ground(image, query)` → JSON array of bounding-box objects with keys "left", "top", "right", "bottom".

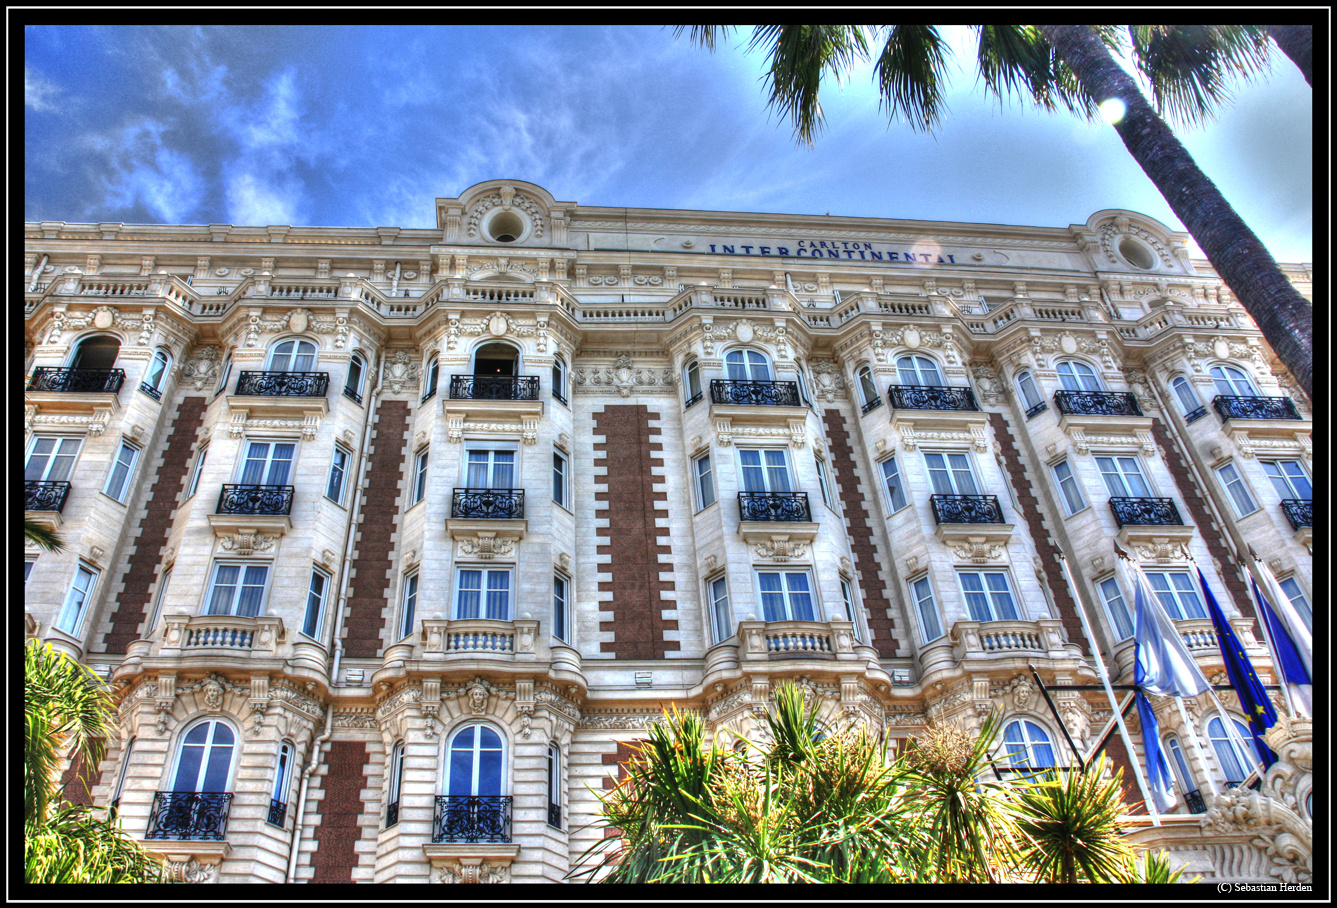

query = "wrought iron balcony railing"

[
  {"left": 216, "top": 484, "right": 295, "bottom": 516},
  {"left": 27, "top": 367, "right": 125, "bottom": 394},
  {"left": 1024, "top": 400, "right": 1048, "bottom": 420},
  {"left": 25, "top": 480, "right": 71, "bottom": 512},
  {"left": 860, "top": 396, "right": 882, "bottom": 415},
  {"left": 1212, "top": 395, "right": 1302, "bottom": 422},
  {"left": 449, "top": 375, "right": 540, "bottom": 401},
  {"left": 1109, "top": 497, "right": 1185, "bottom": 528},
  {"left": 235, "top": 370, "right": 329, "bottom": 397},
  {"left": 267, "top": 798, "right": 287, "bottom": 827},
  {"left": 452, "top": 488, "right": 525, "bottom": 520},
  {"left": 1184, "top": 405, "right": 1207, "bottom": 424},
  {"left": 432, "top": 795, "right": 512, "bottom": 843},
  {"left": 888, "top": 384, "right": 978, "bottom": 411},
  {"left": 685, "top": 390, "right": 703, "bottom": 409},
  {"left": 929, "top": 494, "right": 1006, "bottom": 524},
  {"left": 710, "top": 379, "right": 802, "bottom": 407},
  {"left": 144, "top": 791, "right": 233, "bottom": 840},
  {"left": 547, "top": 803, "right": 562, "bottom": 830},
  {"left": 1054, "top": 390, "right": 1142, "bottom": 417},
  {"left": 343, "top": 386, "right": 363, "bottom": 405},
  {"left": 140, "top": 381, "right": 163, "bottom": 400},
  {"left": 1184, "top": 789, "right": 1207, "bottom": 814},
  {"left": 385, "top": 800, "right": 400, "bottom": 828},
  {"left": 1281, "top": 499, "right": 1312, "bottom": 531},
  {"left": 738, "top": 491, "right": 811, "bottom": 522}
]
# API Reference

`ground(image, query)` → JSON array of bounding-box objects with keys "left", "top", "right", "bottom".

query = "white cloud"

[
  {"left": 225, "top": 170, "right": 302, "bottom": 225},
  {"left": 218, "top": 69, "right": 310, "bottom": 225},
  {"left": 25, "top": 66, "right": 59, "bottom": 111},
  {"left": 89, "top": 118, "right": 206, "bottom": 223}
]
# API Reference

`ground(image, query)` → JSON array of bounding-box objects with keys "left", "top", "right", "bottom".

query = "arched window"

[
  {"left": 1001, "top": 719, "right": 1056, "bottom": 771},
  {"left": 896, "top": 355, "right": 943, "bottom": 387},
  {"left": 546, "top": 743, "right": 562, "bottom": 829},
  {"left": 1015, "top": 369, "right": 1043, "bottom": 415},
  {"left": 69, "top": 334, "right": 121, "bottom": 372},
  {"left": 725, "top": 348, "right": 771, "bottom": 381},
  {"left": 1210, "top": 364, "right": 1259, "bottom": 398},
  {"left": 856, "top": 365, "right": 880, "bottom": 412},
  {"left": 422, "top": 355, "right": 440, "bottom": 401},
  {"left": 269, "top": 740, "right": 294, "bottom": 827},
  {"left": 215, "top": 350, "right": 233, "bottom": 395},
  {"left": 1055, "top": 360, "right": 1103, "bottom": 392},
  {"left": 386, "top": 741, "right": 405, "bottom": 828},
  {"left": 683, "top": 358, "right": 702, "bottom": 406},
  {"left": 170, "top": 720, "right": 236, "bottom": 795},
  {"left": 794, "top": 365, "right": 812, "bottom": 406},
  {"left": 1207, "top": 716, "right": 1258, "bottom": 786},
  {"left": 142, "top": 347, "right": 172, "bottom": 399},
  {"left": 344, "top": 352, "right": 366, "bottom": 403},
  {"left": 266, "top": 338, "right": 317, "bottom": 372},
  {"left": 438, "top": 725, "right": 508, "bottom": 843},
  {"left": 551, "top": 355, "right": 567, "bottom": 405},
  {"left": 473, "top": 342, "right": 519, "bottom": 377},
  {"left": 1169, "top": 374, "right": 1203, "bottom": 418},
  {"left": 1164, "top": 735, "right": 1195, "bottom": 795}
]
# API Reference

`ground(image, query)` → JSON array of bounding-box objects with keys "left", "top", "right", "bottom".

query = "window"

[
  {"left": 344, "top": 353, "right": 366, "bottom": 403},
  {"left": 99, "top": 440, "right": 139, "bottom": 503},
  {"left": 266, "top": 338, "right": 317, "bottom": 372},
  {"left": 880, "top": 457, "right": 908, "bottom": 512},
  {"left": 143, "top": 348, "right": 172, "bottom": 396},
  {"left": 683, "top": 359, "right": 702, "bottom": 406},
  {"left": 186, "top": 445, "right": 208, "bottom": 499},
  {"left": 399, "top": 573, "right": 419, "bottom": 639},
  {"left": 1214, "top": 462, "right": 1257, "bottom": 517},
  {"left": 465, "top": 448, "right": 515, "bottom": 489},
  {"left": 386, "top": 742, "right": 405, "bottom": 827},
  {"left": 726, "top": 348, "right": 771, "bottom": 381},
  {"left": 445, "top": 725, "right": 504, "bottom": 798},
  {"left": 302, "top": 567, "right": 330, "bottom": 638},
  {"left": 911, "top": 576, "right": 942, "bottom": 643},
  {"left": 739, "top": 448, "right": 791, "bottom": 493},
  {"left": 25, "top": 436, "right": 82, "bottom": 483},
  {"left": 412, "top": 449, "right": 429, "bottom": 504},
  {"left": 1210, "top": 364, "right": 1259, "bottom": 397},
  {"left": 147, "top": 566, "right": 172, "bottom": 634},
  {"left": 1052, "top": 460, "right": 1086, "bottom": 515},
  {"left": 57, "top": 563, "right": 100, "bottom": 634},
  {"left": 552, "top": 356, "right": 567, "bottom": 405},
  {"left": 456, "top": 567, "right": 512, "bottom": 621},
  {"left": 215, "top": 351, "right": 233, "bottom": 395},
  {"left": 553, "top": 450, "right": 568, "bottom": 508},
  {"left": 896, "top": 354, "right": 943, "bottom": 387},
  {"left": 268, "top": 741, "right": 294, "bottom": 827},
  {"left": 693, "top": 453, "right": 715, "bottom": 509},
  {"left": 840, "top": 579, "right": 862, "bottom": 641},
  {"left": 171, "top": 720, "right": 236, "bottom": 794},
  {"left": 1096, "top": 456, "right": 1152, "bottom": 498},
  {"left": 707, "top": 575, "right": 732, "bottom": 644},
  {"left": 1002, "top": 720, "right": 1056, "bottom": 770},
  {"left": 794, "top": 367, "right": 812, "bottom": 406},
  {"left": 1056, "top": 360, "right": 1103, "bottom": 392},
  {"left": 25, "top": 560, "right": 35, "bottom": 588},
  {"left": 112, "top": 738, "right": 135, "bottom": 815},
  {"left": 422, "top": 356, "right": 440, "bottom": 401},
  {"left": 924, "top": 451, "right": 980, "bottom": 496},
  {"left": 1207, "top": 716, "right": 1257, "bottom": 785},
  {"left": 204, "top": 563, "right": 270, "bottom": 617},
  {"left": 1261, "top": 460, "right": 1312, "bottom": 501},
  {"left": 756, "top": 570, "right": 815, "bottom": 622},
  {"left": 1098, "top": 577, "right": 1133, "bottom": 641},
  {"left": 552, "top": 574, "right": 569, "bottom": 643},
  {"left": 1015, "top": 369, "right": 1043, "bottom": 413},
  {"left": 240, "top": 440, "right": 295, "bottom": 486},
  {"left": 1165, "top": 735, "right": 1195, "bottom": 794},
  {"left": 327, "top": 445, "right": 351, "bottom": 505},
  {"left": 1143, "top": 571, "right": 1206, "bottom": 620},
  {"left": 814, "top": 457, "right": 832, "bottom": 508},
  {"left": 546, "top": 743, "right": 562, "bottom": 829},
  {"left": 1170, "top": 375, "right": 1202, "bottom": 418},
  {"left": 1277, "top": 577, "right": 1312, "bottom": 632},
  {"left": 958, "top": 571, "right": 1020, "bottom": 622},
  {"left": 857, "top": 365, "right": 880, "bottom": 411}
]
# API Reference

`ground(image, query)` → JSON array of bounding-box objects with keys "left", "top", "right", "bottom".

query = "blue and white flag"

[
  {"left": 1133, "top": 575, "right": 1210, "bottom": 698},
  {"left": 1135, "top": 691, "right": 1179, "bottom": 814},
  {"left": 1252, "top": 577, "right": 1312, "bottom": 719}
]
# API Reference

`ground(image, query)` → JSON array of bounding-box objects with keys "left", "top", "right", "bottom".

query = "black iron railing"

[
  {"left": 888, "top": 384, "right": 978, "bottom": 411},
  {"left": 1184, "top": 405, "right": 1207, "bottom": 424},
  {"left": 547, "top": 803, "right": 562, "bottom": 830},
  {"left": 449, "top": 375, "right": 540, "bottom": 401},
  {"left": 385, "top": 800, "right": 400, "bottom": 828},
  {"left": 25, "top": 480, "right": 71, "bottom": 512},
  {"left": 144, "top": 791, "right": 233, "bottom": 840},
  {"left": 452, "top": 488, "right": 525, "bottom": 519},
  {"left": 343, "top": 386, "right": 363, "bottom": 405},
  {"left": 710, "top": 379, "right": 802, "bottom": 407},
  {"left": 432, "top": 795, "right": 511, "bottom": 843},
  {"left": 1212, "top": 395, "right": 1301, "bottom": 422},
  {"left": 685, "top": 391, "right": 703, "bottom": 409},
  {"left": 235, "top": 371, "right": 329, "bottom": 397},
  {"left": 216, "top": 484, "right": 295, "bottom": 516},
  {"left": 1024, "top": 401, "right": 1048, "bottom": 420},
  {"left": 861, "top": 396, "right": 882, "bottom": 415},
  {"left": 1054, "top": 390, "right": 1142, "bottom": 417},
  {"left": 267, "top": 798, "right": 287, "bottom": 827},
  {"left": 27, "top": 367, "right": 125, "bottom": 394},
  {"left": 993, "top": 764, "right": 1064, "bottom": 780},
  {"left": 929, "top": 494, "right": 1006, "bottom": 525},
  {"left": 1109, "top": 497, "right": 1184, "bottom": 528},
  {"left": 738, "top": 491, "right": 811, "bottom": 522},
  {"left": 1184, "top": 789, "right": 1207, "bottom": 814},
  {"left": 1280, "top": 499, "right": 1312, "bottom": 531},
  {"left": 140, "top": 381, "right": 163, "bottom": 400}
]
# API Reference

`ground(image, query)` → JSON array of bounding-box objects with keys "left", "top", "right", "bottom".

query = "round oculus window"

[
  {"left": 485, "top": 209, "right": 527, "bottom": 244},
  {"left": 1118, "top": 236, "right": 1157, "bottom": 271}
]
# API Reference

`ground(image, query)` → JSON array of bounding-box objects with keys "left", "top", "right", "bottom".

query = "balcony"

[
  {"left": 144, "top": 791, "right": 233, "bottom": 841},
  {"left": 443, "top": 376, "right": 544, "bottom": 435},
  {"left": 267, "top": 799, "right": 287, "bottom": 828},
  {"left": 235, "top": 370, "right": 329, "bottom": 397},
  {"left": 27, "top": 366, "right": 125, "bottom": 395},
  {"left": 451, "top": 488, "right": 524, "bottom": 520},
  {"left": 208, "top": 484, "right": 294, "bottom": 537},
  {"left": 449, "top": 375, "right": 539, "bottom": 401},
  {"left": 888, "top": 384, "right": 978, "bottom": 411},
  {"left": 25, "top": 480, "right": 71, "bottom": 513},
  {"left": 930, "top": 494, "right": 1005, "bottom": 525},
  {"left": 1212, "top": 395, "right": 1302, "bottom": 423},
  {"left": 1184, "top": 789, "right": 1207, "bottom": 814},
  {"left": 736, "top": 619, "right": 861, "bottom": 663},
  {"left": 25, "top": 367, "right": 125, "bottom": 423},
  {"left": 738, "top": 491, "right": 811, "bottom": 523},
  {"left": 929, "top": 494, "right": 1013, "bottom": 549},
  {"left": 432, "top": 795, "right": 512, "bottom": 844},
  {"left": 420, "top": 618, "right": 540, "bottom": 662},
  {"left": 227, "top": 372, "right": 329, "bottom": 425},
  {"left": 155, "top": 614, "right": 287, "bottom": 659},
  {"left": 941, "top": 619, "right": 1073, "bottom": 668},
  {"left": 1281, "top": 499, "right": 1312, "bottom": 531},
  {"left": 710, "top": 379, "right": 802, "bottom": 407},
  {"left": 1110, "top": 497, "right": 1194, "bottom": 550},
  {"left": 1024, "top": 400, "right": 1048, "bottom": 420},
  {"left": 1054, "top": 390, "right": 1142, "bottom": 417}
]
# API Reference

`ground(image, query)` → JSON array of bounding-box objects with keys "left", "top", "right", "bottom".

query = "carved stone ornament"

[
  {"left": 383, "top": 350, "right": 421, "bottom": 393},
  {"left": 219, "top": 532, "right": 276, "bottom": 556},
  {"left": 466, "top": 679, "right": 490, "bottom": 716},
  {"left": 1009, "top": 674, "right": 1036, "bottom": 709},
  {"left": 752, "top": 538, "right": 810, "bottom": 563},
  {"left": 952, "top": 540, "right": 1005, "bottom": 564},
  {"left": 970, "top": 365, "right": 1004, "bottom": 406},
  {"left": 181, "top": 346, "right": 221, "bottom": 390},
  {"left": 457, "top": 534, "right": 515, "bottom": 560},
  {"left": 432, "top": 861, "right": 511, "bottom": 884},
  {"left": 167, "top": 858, "right": 219, "bottom": 884}
]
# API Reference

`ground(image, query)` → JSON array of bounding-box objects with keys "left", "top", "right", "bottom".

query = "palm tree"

[
  {"left": 1013, "top": 755, "right": 1138, "bottom": 883},
  {"left": 24, "top": 516, "right": 65, "bottom": 552},
  {"left": 677, "top": 26, "right": 1313, "bottom": 399},
  {"left": 24, "top": 641, "right": 165, "bottom": 883}
]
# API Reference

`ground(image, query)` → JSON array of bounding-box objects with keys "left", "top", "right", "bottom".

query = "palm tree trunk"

[
  {"left": 1266, "top": 25, "right": 1312, "bottom": 87},
  {"left": 1038, "top": 25, "right": 1313, "bottom": 399}
]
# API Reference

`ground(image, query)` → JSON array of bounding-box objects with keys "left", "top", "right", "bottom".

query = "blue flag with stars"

[{"left": 1198, "top": 568, "right": 1277, "bottom": 768}]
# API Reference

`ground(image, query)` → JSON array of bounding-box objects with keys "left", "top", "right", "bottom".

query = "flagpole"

[
  {"left": 1246, "top": 544, "right": 1312, "bottom": 679},
  {"left": 1245, "top": 546, "right": 1312, "bottom": 718},
  {"left": 1055, "top": 552, "right": 1160, "bottom": 825},
  {"left": 1230, "top": 551, "right": 1297, "bottom": 718}
]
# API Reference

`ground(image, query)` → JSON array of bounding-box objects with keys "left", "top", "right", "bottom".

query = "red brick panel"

[
  {"left": 58, "top": 737, "right": 105, "bottom": 807},
  {"left": 309, "top": 740, "right": 371, "bottom": 883},
  {"left": 103, "top": 397, "right": 207, "bottom": 654},
  {"left": 343, "top": 400, "right": 410, "bottom": 659},
  {"left": 601, "top": 740, "right": 644, "bottom": 838},
  {"left": 987, "top": 413, "right": 1090, "bottom": 655},
  {"left": 821, "top": 409, "right": 901, "bottom": 658},
  {"left": 594, "top": 406, "right": 678, "bottom": 659}
]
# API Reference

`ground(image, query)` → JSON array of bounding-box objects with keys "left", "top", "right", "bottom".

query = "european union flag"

[{"left": 1198, "top": 568, "right": 1277, "bottom": 768}]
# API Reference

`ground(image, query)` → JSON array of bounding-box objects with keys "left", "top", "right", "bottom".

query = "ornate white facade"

[{"left": 24, "top": 180, "right": 1312, "bottom": 884}]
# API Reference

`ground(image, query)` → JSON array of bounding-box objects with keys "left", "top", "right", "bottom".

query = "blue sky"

[{"left": 24, "top": 25, "right": 1313, "bottom": 262}]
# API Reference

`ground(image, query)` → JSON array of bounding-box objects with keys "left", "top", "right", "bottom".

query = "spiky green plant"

[
  {"left": 1127, "top": 848, "right": 1197, "bottom": 884},
  {"left": 24, "top": 516, "right": 65, "bottom": 552},
  {"left": 1013, "top": 755, "right": 1138, "bottom": 884}
]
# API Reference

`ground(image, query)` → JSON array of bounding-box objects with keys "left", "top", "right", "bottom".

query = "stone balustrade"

[
  {"left": 420, "top": 619, "right": 540, "bottom": 661},
  {"left": 157, "top": 614, "right": 287, "bottom": 658},
  {"left": 949, "top": 618, "right": 1068, "bottom": 661},
  {"left": 736, "top": 620, "right": 859, "bottom": 661}
]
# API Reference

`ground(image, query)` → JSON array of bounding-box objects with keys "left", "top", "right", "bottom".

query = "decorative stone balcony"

[
  {"left": 708, "top": 380, "right": 808, "bottom": 444},
  {"left": 208, "top": 483, "right": 294, "bottom": 536},
  {"left": 227, "top": 371, "right": 329, "bottom": 423},
  {"left": 949, "top": 618, "right": 1072, "bottom": 663},
  {"left": 736, "top": 619, "right": 861, "bottom": 663},
  {"left": 25, "top": 368, "right": 124, "bottom": 427},
  {"left": 156, "top": 614, "right": 287, "bottom": 658},
  {"left": 446, "top": 490, "right": 528, "bottom": 554},
  {"left": 419, "top": 619, "right": 540, "bottom": 663},
  {"left": 1109, "top": 496, "right": 1194, "bottom": 549},
  {"left": 930, "top": 494, "right": 1013, "bottom": 548},
  {"left": 884, "top": 384, "right": 990, "bottom": 444},
  {"left": 24, "top": 480, "right": 71, "bottom": 530},
  {"left": 1052, "top": 390, "right": 1153, "bottom": 447},
  {"left": 736, "top": 492, "right": 818, "bottom": 553}
]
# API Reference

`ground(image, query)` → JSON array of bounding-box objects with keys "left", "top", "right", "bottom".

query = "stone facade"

[{"left": 23, "top": 181, "right": 1313, "bottom": 883}]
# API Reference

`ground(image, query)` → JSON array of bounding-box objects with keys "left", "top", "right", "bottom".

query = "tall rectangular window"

[
  {"left": 957, "top": 571, "right": 1020, "bottom": 622},
  {"left": 240, "top": 440, "right": 295, "bottom": 485},
  {"left": 1098, "top": 577, "right": 1133, "bottom": 640},
  {"left": 756, "top": 570, "right": 815, "bottom": 622},
  {"left": 546, "top": 743, "right": 562, "bottom": 828},
  {"left": 553, "top": 450, "right": 569, "bottom": 508},
  {"left": 303, "top": 567, "right": 330, "bottom": 638},
  {"left": 205, "top": 563, "right": 270, "bottom": 617},
  {"left": 881, "top": 457, "right": 908, "bottom": 512},
  {"left": 465, "top": 449, "right": 516, "bottom": 488},
  {"left": 739, "top": 449, "right": 791, "bottom": 492},
  {"left": 840, "top": 579, "right": 863, "bottom": 642},
  {"left": 1214, "top": 462, "right": 1257, "bottom": 517},
  {"left": 553, "top": 573, "right": 569, "bottom": 643},
  {"left": 1143, "top": 572, "right": 1206, "bottom": 620},
  {"left": 327, "top": 445, "right": 351, "bottom": 505},
  {"left": 187, "top": 445, "right": 208, "bottom": 498},
  {"left": 1052, "top": 460, "right": 1086, "bottom": 515},
  {"left": 693, "top": 453, "right": 715, "bottom": 509},
  {"left": 1261, "top": 460, "right": 1312, "bottom": 501},
  {"left": 924, "top": 451, "right": 979, "bottom": 495},
  {"left": 456, "top": 568, "right": 512, "bottom": 621},
  {"left": 1277, "top": 577, "right": 1312, "bottom": 632},
  {"left": 412, "top": 449, "right": 428, "bottom": 504},
  {"left": 25, "top": 436, "right": 82, "bottom": 482},
  {"left": 708, "top": 575, "right": 732, "bottom": 644},
  {"left": 147, "top": 566, "right": 172, "bottom": 633},
  {"left": 1096, "top": 456, "right": 1151, "bottom": 498},
  {"left": 400, "top": 573, "right": 419, "bottom": 639},
  {"left": 57, "top": 563, "right": 100, "bottom": 634},
  {"left": 911, "top": 576, "right": 942, "bottom": 643},
  {"left": 815, "top": 457, "right": 832, "bottom": 508},
  {"left": 103, "top": 440, "right": 140, "bottom": 503},
  {"left": 25, "top": 560, "right": 35, "bottom": 588}
]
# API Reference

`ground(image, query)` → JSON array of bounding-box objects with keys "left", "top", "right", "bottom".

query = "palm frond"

[
  {"left": 26, "top": 806, "right": 167, "bottom": 884},
  {"left": 872, "top": 25, "right": 952, "bottom": 133},
  {"left": 748, "top": 25, "right": 874, "bottom": 146},
  {"left": 671, "top": 25, "right": 737, "bottom": 52},
  {"left": 1129, "top": 25, "right": 1272, "bottom": 127},
  {"left": 1014, "top": 755, "right": 1138, "bottom": 883},
  {"left": 24, "top": 517, "right": 65, "bottom": 553}
]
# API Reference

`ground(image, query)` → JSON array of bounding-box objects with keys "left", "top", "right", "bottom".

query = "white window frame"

[
  {"left": 856, "top": 364, "right": 879, "bottom": 408},
  {"left": 186, "top": 444, "right": 209, "bottom": 499},
  {"left": 1056, "top": 360, "right": 1103, "bottom": 392},
  {"left": 737, "top": 447, "right": 793, "bottom": 493},
  {"left": 215, "top": 351, "right": 233, "bottom": 396},
  {"left": 725, "top": 348, "right": 772, "bottom": 381},
  {"left": 344, "top": 352, "right": 366, "bottom": 401},
  {"left": 957, "top": 570, "right": 1022, "bottom": 623},
  {"left": 1001, "top": 719, "right": 1057, "bottom": 769},
  {"left": 1210, "top": 364, "right": 1259, "bottom": 398},
  {"left": 143, "top": 347, "right": 172, "bottom": 394},
  {"left": 444, "top": 724, "right": 507, "bottom": 798},
  {"left": 265, "top": 338, "right": 317, "bottom": 372},
  {"left": 102, "top": 439, "right": 140, "bottom": 503},
  {"left": 880, "top": 457, "right": 908, "bottom": 512},
  {"left": 203, "top": 561, "right": 272, "bottom": 618},
  {"left": 170, "top": 719, "right": 238, "bottom": 794},
  {"left": 754, "top": 569, "right": 817, "bottom": 623},
  {"left": 386, "top": 741, "right": 405, "bottom": 826},
  {"left": 412, "top": 448, "right": 429, "bottom": 505},
  {"left": 399, "top": 572, "right": 419, "bottom": 639},
  {"left": 463, "top": 445, "right": 517, "bottom": 490},
  {"left": 1096, "top": 455, "right": 1153, "bottom": 499},
  {"left": 147, "top": 565, "right": 172, "bottom": 634},
  {"left": 455, "top": 566, "right": 513, "bottom": 621},
  {"left": 1207, "top": 715, "right": 1258, "bottom": 784},
  {"left": 1214, "top": 461, "right": 1258, "bottom": 517},
  {"left": 1277, "top": 577, "right": 1312, "bottom": 632},
  {"left": 112, "top": 737, "right": 135, "bottom": 812},
  {"left": 1015, "top": 369, "right": 1043, "bottom": 411},
  {"left": 270, "top": 740, "right": 295, "bottom": 822},
  {"left": 910, "top": 574, "right": 942, "bottom": 644},
  {"left": 552, "top": 572, "right": 570, "bottom": 644},
  {"left": 683, "top": 358, "right": 702, "bottom": 406},
  {"left": 25, "top": 435, "right": 83, "bottom": 483},
  {"left": 1165, "top": 734, "right": 1195, "bottom": 794},
  {"left": 707, "top": 574, "right": 732, "bottom": 645},
  {"left": 896, "top": 354, "right": 943, "bottom": 387},
  {"left": 1052, "top": 459, "right": 1087, "bottom": 516},
  {"left": 1170, "top": 374, "right": 1201, "bottom": 415},
  {"left": 693, "top": 452, "right": 715, "bottom": 510},
  {"left": 839, "top": 578, "right": 863, "bottom": 642},
  {"left": 923, "top": 450, "right": 981, "bottom": 496},
  {"left": 57, "top": 562, "right": 100, "bottom": 635},
  {"left": 1097, "top": 576, "right": 1133, "bottom": 641},
  {"left": 327, "top": 444, "right": 351, "bottom": 505},
  {"left": 814, "top": 456, "right": 832, "bottom": 509},
  {"left": 25, "top": 559, "right": 36, "bottom": 589},
  {"left": 553, "top": 448, "right": 569, "bottom": 509},
  {"left": 302, "top": 566, "right": 331, "bottom": 639},
  {"left": 552, "top": 356, "right": 567, "bottom": 405},
  {"left": 1260, "top": 460, "right": 1312, "bottom": 501},
  {"left": 546, "top": 742, "right": 562, "bottom": 825},
  {"left": 423, "top": 356, "right": 440, "bottom": 400},
  {"left": 1143, "top": 571, "right": 1207, "bottom": 621},
  {"left": 238, "top": 439, "right": 297, "bottom": 486}
]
